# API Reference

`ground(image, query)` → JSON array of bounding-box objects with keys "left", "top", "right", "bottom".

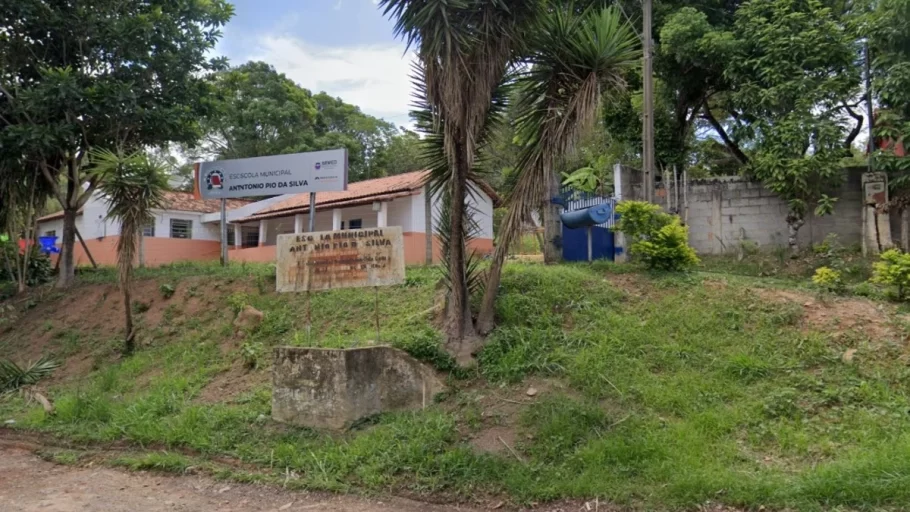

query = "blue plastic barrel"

[
  {"left": 38, "top": 236, "right": 60, "bottom": 254},
  {"left": 560, "top": 204, "right": 613, "bottom": 229}
]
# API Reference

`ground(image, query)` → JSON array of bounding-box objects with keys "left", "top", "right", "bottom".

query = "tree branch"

[
  {"left": 843, "top": 104, "right": 863, "bottom": 149},
  {"left": 702, "top": 104, "right": 750, "bottom": 165}
]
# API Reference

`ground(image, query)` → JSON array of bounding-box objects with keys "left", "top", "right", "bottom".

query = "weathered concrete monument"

[
  {"left": 272, "top": 346, "right": 446, "bottom": 429},
  {"left": 271, "top": 225, "right": 444, "bottom": 429}
]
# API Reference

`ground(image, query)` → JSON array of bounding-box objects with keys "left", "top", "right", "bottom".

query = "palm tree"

[
  {"left": 92, "top": 149, "right": 167, "bottom": 354},
  {"left": 380, "top": 0, "right": 542, "bottom": 358},
  {"left": 477, "top": 5, "right": 639, "bottom": 334}
]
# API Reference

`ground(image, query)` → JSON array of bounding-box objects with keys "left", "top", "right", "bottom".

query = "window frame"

[{"left": 169, "top": 219, "right": 192, "bottom": 239}]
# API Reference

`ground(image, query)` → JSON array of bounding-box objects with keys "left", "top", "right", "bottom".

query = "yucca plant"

[
  {"left": 380, "top": 0, "right": 543, "bottom": 350},
  {"left": 0, "top": 355, "right": 60, "bottom": 392},
  {"left": 477, "top": 5, "right": 639, "bottom": 333},
  {"left": 92, "top": 149, "right": 167, "bottom": 355}
]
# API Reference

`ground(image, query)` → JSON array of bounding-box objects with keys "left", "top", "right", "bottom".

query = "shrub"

[
  {"left": 812, "top": 266, "right": 843, "bottom": 293},
  {"left": 240, "top": 341, "right": 263, "bottom": 369},
  {"left": 159, "top": 283, "right": 176, "bottom": 299},
  {"left": 614, "top": 201, "right": 698, "bottom": 271},
  {"left": 613, "top": 201, "right": 672, "bottom": 241},
  {"left": 629, "top": 219, "right": 699, "bottom": 271},
  {"left": 0, "top": 248, "right": 53, "bottom": 287},
  {"left": 870, "top": 249, "right": 910, "bottom": 300}
]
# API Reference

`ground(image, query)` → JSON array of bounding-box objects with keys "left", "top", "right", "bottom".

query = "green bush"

[
  {"left": 613, "top": 201, "right": 671, "bottom": 241},
  {"left": 630, "top": 219, "right": 699, "bottom": 271},
  {"left": 871, "top": 249, "right": 910, "bottom": 300},
  {"left": 812, "top": 266, "right": 844, "bottom": 293},
  {"left": 0, "top": 248, "right": 53, "bottom": 287},
  {"left": 614, "top": 201, "right": 698, "bottom": 271}
]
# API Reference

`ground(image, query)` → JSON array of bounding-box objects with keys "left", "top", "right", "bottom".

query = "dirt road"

[{"left": 0, "top": 445, "right": 487, "bottom": 512}]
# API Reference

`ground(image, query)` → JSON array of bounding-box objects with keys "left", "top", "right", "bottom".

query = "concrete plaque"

[{"left": 276, "top": 227, "right": 405, "bottom": 292}]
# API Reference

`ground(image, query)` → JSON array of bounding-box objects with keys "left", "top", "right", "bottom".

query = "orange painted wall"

[
  {"left": 229, "top": 245, "right": 276, "bottom": 263},
  {"left": 62, "top": 236, "right": 221, "bottom": 267},
  {"left": 402, "top": 232, "right": 493, "bottom": 265},
  {"left": 59, "top": 232, "right": 494, "bottom": 267}
]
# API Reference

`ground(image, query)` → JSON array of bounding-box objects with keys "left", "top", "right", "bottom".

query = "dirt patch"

[
  {"left": 755, "top": 287, "right": 897, "bottom": 341},
  {"left": 196, "top": 360, "right": 268, "bottom": 404},
  {"left": 469, "top": 426, "right": 518, "bottom": 456},
  {"left": 453, "top": 378, "right": 575, "bottom": 457},
  {"left": 602, "top": 273, "right": 649, "bottom": 299},
  {"left": 0, "top": 443, "right": 487, "bottom": 512},
  {"left": 0, "top": 277, "right": 258, "bottom": 387}
]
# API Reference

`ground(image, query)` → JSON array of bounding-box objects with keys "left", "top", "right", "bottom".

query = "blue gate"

[{"left": 555, "top": 186, "right": 619, "bottom": 262}]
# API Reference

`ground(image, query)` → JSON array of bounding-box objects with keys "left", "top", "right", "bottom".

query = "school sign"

[{"left": 196, "top": 148, "right": 348, "bottom": 199}]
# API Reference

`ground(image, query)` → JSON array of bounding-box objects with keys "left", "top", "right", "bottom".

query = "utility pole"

[
  {"left": 864, "top": 40, "right": 875, "bottom": 172},
  {"left": 642, "top": 0, "right": 655, "bottom": 203}
]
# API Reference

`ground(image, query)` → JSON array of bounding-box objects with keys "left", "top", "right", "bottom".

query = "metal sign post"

[
  {"left": 220, "top": 198, "right": 228, "bottom": 266},
  {"left": 308, "top": 192, "right": 316, "bottom": 232}
]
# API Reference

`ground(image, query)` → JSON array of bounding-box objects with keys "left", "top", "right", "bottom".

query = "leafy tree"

[
  {"left": 374, "top": 129, "right": 426, "bottom": 176},
  {"left": 0, "top": 157, "right": 52, "bottom": 293},
  {"left": 92, "top": 150, "right": 167, "bottom": 355},
  {"left": 197, "top": 63, "right": 405, "bottom": 182},
  {"left": 725, "top": 0, "right": 859, "bottom": 253},
  {"left": 0, "top": 0, "right": 233, "bottom": 288},
  {"left": 200, "top": 61, "right": 319, "bottom": 160},
  {"left": 868, "top": 0, "right": 910, "bottom": 245}
]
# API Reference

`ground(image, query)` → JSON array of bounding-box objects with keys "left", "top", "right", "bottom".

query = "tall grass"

[{"left": 4, "top": 262, "right": 910, "bottom": 509}]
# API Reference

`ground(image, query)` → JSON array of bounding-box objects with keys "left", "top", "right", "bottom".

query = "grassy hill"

[{"left": 2, "top": 260, "right": 910, "bottom": 510}]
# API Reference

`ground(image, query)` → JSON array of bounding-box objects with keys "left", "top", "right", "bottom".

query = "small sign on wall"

[
  {"left": 276, "top": 227, "right": 405, "bottom": 293},
  {"left": 862, "top": 172, "right": 888, "bottom": 206}
]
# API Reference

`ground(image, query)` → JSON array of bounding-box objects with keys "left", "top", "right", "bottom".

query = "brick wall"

[{"left": 624, "top": 168, "right": 865, "bottom": 254}]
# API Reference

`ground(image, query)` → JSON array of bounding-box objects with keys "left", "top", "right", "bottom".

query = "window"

[
  {"left": 142, "top": 223, "right": 155, "bottom": 237},
  {"left": 347, "top": 219, "right": 363, "bottom": 230},
  {"left": 44, "top": 230, "right": 56, "bottom": 237},
  {"left": 226, "top": 227, "right": 235, "bottom": 247},
  {"left": 170, "top": 219, "right": 192, "bottom": 239},
  {"left": 242, "top": 226, "right": 260, "bottom": 248}
]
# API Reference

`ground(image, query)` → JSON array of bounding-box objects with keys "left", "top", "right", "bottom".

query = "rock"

[
  {"left": 279, "top": 503, "right": 293, "bottom": 510},
  {"left": 272, "top": 346, "right": 446, "bottom": 430},
  {"left": 526, "top": 387, "right": 538, "bottom": 397},
  {"left": 842, "top": 348, "right": 857, "bottom": 363},
  {"left": 4, "top": 419, "right": 14, "bottom": 425},
  {"left": 233, "top": 305, "right": 264, "bottom": 332},
  {"left": 217, "top": 486, "right": 231, "bottom": 494}
]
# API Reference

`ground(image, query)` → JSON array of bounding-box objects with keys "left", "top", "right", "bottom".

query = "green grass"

[{"left": 3, "top": 259, "right": 910, "bottom": 510}]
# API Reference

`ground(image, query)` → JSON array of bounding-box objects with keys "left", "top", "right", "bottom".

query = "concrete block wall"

[{"left": 625, "top": 168, "right": 865, "bottom": 254}]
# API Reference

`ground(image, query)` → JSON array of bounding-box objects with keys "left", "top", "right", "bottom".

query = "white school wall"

[
  {"left": 409, "top": 185, "right": 494, "bottom": 239},
  {"left": 37, "top": 193, "right": 215, "bottom": 242}
]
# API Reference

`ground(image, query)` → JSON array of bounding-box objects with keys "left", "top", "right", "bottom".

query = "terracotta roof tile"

[
  {"left": 36, "top": 192, "right": 249, "bottom": 222},
  {"left": 242, "top": 170, "right": 500, "bottom": 222},
  {"left": 256, "top": 171, "right": 430, "bottom": 216},
  {"left": 160, "top": 191, "right": 250, "bottom": 213}
]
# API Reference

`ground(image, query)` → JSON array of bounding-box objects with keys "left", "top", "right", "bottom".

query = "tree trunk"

[
  {"left": 443, "top": 147, "right": 477, "bottom": 362},
  {"left": 56, "top": 207, "right": 78, "bottom": 288},
  {"left": 123, "top": 283, "right": 134, "bottom": 355},
  {"left": 542, "top": 171, "right": 562, "bottom": 264},
  {"left": 477, "top": 214, "right": 520, "bottom": 335},
  {"left": 785, "top": 211, "right": 805, "bottom": 257},
  {"left": 901, "top": 208, "right": 909, "bottom": 252}
]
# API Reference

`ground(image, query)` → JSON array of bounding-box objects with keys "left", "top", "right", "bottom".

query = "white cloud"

[{"left": 249, "top": 36, "right": 417, "bottom": 127}]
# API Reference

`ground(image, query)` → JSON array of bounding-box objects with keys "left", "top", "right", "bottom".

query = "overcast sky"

[{"left": 215, "top": 0, "right": 416, "bottom": 127}]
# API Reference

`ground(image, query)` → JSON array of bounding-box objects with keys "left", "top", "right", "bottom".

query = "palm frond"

[
  {"left": 92, "top": 148, "right": 168, "bottom": 285},
  {"left": 0, "top": 355, "right": 60, "bottom": 392},
  {"left": 477, "top": 5, "right": 639, "bottom": 332}
]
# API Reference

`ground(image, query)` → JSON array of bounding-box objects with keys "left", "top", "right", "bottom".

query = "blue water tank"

[
  {"left": 560, "top": 203, "right": 613, "bottom": 229},
  {"left": 38, "top": 236, "right": 60, "bottom": 255}
]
